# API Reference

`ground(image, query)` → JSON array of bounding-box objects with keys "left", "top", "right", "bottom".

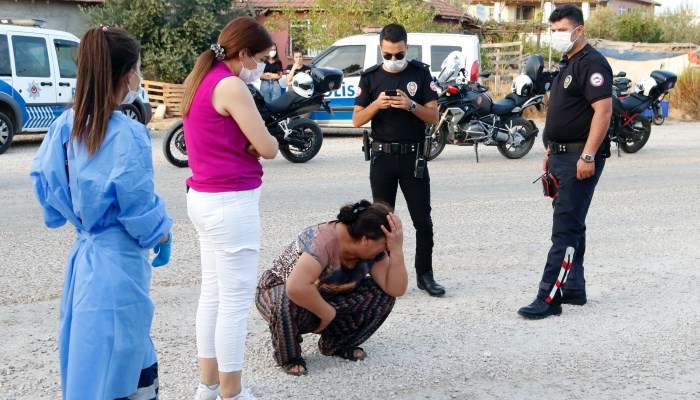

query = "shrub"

[
  {"left": 669, "top": 66, "right": 700, "bottom": 120},
  {"left": 657, "top": 3, "right": 700, "bottom": 44},
  {"left": 586, "top": 7, "right": 617, "bottom": 40},
  {"left": 615, "top": 8, "right": 663, "bottom": 43}
]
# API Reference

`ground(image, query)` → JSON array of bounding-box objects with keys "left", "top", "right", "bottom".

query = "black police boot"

[
  {"left": 416, "top": 273, "right": 445, "bottom": 297},
  {"left": 517, "top": 297, "right": 562, "bottom": 319},
  {"left": 561, "top": 289, "right": 587, "bottom": 305}
]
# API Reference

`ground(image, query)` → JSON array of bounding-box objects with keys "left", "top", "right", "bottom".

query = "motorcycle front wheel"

[
  {"left": 652, "top": 114, "right": 665, "bottom": 125},
  {"left": 163, "top": 121, "right": 189, "bottom": 168},
  {"left": 497, "top": 117, "right": 536, "bottom": 159},
  {"left": 426, "top": 123, "right": 447, "bottom": 161},
  {"left": 279, "top": 118, "right": 323, "bottom": 163},
  {"left": 620, "top": 115, "right": 651, "bottom": 153}
]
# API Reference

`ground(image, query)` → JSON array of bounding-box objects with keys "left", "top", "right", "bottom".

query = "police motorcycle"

[
  {"left": 613, "top": 71, "right": 665, "bottom": 126},
  {"left": 163, "top": 67, "right": 343, "bottom": 167},
  {"left": 426, "top": 52, "right": 549, "bottom": 162},
  {"left": 606, "top": 70, "right": 676, "bottom": 154}
]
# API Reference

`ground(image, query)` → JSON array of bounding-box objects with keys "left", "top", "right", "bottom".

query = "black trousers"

[
  {"left": 370, "top": 152, "right": 434, "bottom": 275},
  {"left": 538, "top": 151, "right": 605, "bottom": 301}
]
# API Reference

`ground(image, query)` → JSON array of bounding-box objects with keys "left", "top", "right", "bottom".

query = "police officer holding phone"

[{"left": 352, "top": 23, "right": 444, "bottom": 296}]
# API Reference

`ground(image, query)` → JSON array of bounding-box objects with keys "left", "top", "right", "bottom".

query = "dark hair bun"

[{"left": 337, "top": 199, "right": 372, "bottom": 224}]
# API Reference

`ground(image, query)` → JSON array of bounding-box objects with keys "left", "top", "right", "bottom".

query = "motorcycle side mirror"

[{"left": 615, "top": 71, "right": 627, "bottom": 77}]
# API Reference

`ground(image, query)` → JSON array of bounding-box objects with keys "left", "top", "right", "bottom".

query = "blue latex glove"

[{"left": 152, "top": 233, "right": 172, "bottom": 267}]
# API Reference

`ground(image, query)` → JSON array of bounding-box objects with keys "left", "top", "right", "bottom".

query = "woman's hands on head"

[{"left": 381, "top": 213, "right": 403, "bottom": 253}]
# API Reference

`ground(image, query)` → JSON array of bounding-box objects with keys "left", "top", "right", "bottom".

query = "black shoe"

[
  {"left": 517, "top": 297, "right": 562, "bottom": 319},
  {"left": 416, "top": 273, "right": 446, "bottom": 297},
  {"left": 561, "top": 289, "right": 587, "bottom": 305}
]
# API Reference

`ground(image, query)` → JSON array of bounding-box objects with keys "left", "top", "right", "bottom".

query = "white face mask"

[
  {"left": 269, "top": 50, "right": 277, "bottom": 58},
  {"left": 551, "top": 26, "right": 581, "bottom": 54},
  {"left": 383, "top": 58, "right": 407, "bottom": 72},
  {"left": 239, "top": 56, "right": 265, "bottom": 83},
  {"left": 121, "top": 69, "right": 141, "bottom": 105}
]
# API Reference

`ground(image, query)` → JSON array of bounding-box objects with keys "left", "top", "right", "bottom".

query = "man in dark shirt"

[
  {"left": 286, "top": 47, "right": 312, "bottom": 87},
  {"left": 518, "top": 4, "right": 612, "bottom": 319},
  {"left": 352, "top": 23, "right": 444, "bottom": 296}
]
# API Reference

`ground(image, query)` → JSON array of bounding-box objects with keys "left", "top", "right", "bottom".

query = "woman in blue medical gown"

[{"left": 30, "top": 26, "right": 172, "bottom": 400}]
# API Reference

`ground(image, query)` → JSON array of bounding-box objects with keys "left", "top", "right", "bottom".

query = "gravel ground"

[{"left": 1, "top": 120, "right": 699, "bottom": 400}]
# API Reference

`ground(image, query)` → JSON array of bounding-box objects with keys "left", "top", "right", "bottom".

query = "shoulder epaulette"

[
  {"left": 409, "top": 59, "right": 430, "bottom": 71},
  {"left": 361, "top": 64, "right": 381, "bottom": 76}
]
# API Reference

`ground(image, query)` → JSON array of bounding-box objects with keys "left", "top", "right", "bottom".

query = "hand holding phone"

[{"left": 384, "top": 89, "right": 398, "bottom": 97}]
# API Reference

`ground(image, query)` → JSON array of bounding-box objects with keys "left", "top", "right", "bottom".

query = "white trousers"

[{"left": 187, "top": 187, "right": 261, "bottom": 372}]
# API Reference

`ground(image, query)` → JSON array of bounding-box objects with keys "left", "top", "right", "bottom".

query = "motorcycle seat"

[
  {"left": 491, "top": 98, "right": 516, "bottom": 114},
  {"left": 266, "top": 91, "right": 300, "bottom": 113},
  {"left": 619, "top": 93, "right": 651, "bottom": 114}
]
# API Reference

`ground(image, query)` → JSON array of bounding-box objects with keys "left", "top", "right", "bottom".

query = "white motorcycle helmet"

[
  {"left": 635, "top": 76, "right": 657, "bottom": 97},
  {"left": 512, "top": 74, "right": 533, "bottom": 97},
  {"left": 291, "top": 72, "right": 314, "bottom": 98}
]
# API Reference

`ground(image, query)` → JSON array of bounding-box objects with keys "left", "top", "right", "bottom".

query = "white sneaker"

[
  {"left": 194, "top": 383, "right": 220, "bottom": 400},
  {"left": 217, "top": 387, "right": 257, "bottom": 400}
]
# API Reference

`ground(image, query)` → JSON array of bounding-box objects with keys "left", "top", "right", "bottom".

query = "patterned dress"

[{"left": 255, "top": 221, "right": 396, "bottom": 366}]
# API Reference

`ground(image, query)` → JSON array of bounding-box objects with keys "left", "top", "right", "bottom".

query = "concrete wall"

[{"left": 0, "top": 0, "right": 91, "bottom": 37}]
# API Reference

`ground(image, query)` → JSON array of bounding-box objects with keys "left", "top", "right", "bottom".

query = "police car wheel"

[
  {"left": 0, "top": 112, "right": 14, "bottom": 155},
  {"left": 120, "top": 103, "right": 143, "bottom": 123}
]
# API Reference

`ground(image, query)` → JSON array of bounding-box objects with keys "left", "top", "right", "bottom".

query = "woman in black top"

[{"left": 260, "top": 43, "right": 283, "bottom": 102}]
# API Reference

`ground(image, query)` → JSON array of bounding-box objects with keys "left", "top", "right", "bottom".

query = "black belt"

[
  {"left": 548, "top": 141, "right": 586, "bottom": 154},
  {"left": 371, "top": 141, "right": 419, "bottom": 155}
]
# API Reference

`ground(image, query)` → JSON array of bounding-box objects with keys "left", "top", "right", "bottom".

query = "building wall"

[
  {"left": 607, "top": 0, "right": 656, "bottom": 15},
  {"left": 0, "top": 0, "right": 91, "bottom": 37}
]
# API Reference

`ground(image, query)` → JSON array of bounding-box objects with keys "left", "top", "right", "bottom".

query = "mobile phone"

[{"left": 384, "top": 89, "right": 398, "bottom": 97}]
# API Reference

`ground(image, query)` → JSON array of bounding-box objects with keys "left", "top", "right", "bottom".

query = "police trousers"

[
  {"left": 538, "top": 151, "right": 605, "bottom": 301},
  {"left": 370, "top": 152, "right": 434, "bottom": 275}
]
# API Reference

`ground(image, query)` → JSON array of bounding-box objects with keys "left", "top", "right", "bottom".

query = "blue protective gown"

[{"left": 30, "top": 109, "right": 172, "bottom": 399}]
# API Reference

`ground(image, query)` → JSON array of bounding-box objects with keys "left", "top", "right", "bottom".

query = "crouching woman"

[{"left": 255, "top": 200, "right": 407, "bottom": 375}]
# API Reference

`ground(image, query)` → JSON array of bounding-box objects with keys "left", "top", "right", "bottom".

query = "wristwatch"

[
  {"left": 409, "top": 101, "right": 417, "bottom": 112},
  {"left": 579, "top": 153, "right": 595, "bottom": 163}
]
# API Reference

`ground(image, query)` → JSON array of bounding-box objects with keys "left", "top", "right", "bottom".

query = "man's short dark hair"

[
  {"left": 292, "top": 47, "right": 304, "bottom": 55},
  {"left": 549, "top": 4, "right": 584, "bottom": 26},
  {"left": 379, "top": 23, "right": 408, "bottom": 44}
]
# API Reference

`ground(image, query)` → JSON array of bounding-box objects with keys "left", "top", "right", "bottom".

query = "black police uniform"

[
  {"left": 536, "top": 43, "right": 612, "bottom": 305},
  {"left": 355, "top": 60, "right": 440, "bottom": 292}
]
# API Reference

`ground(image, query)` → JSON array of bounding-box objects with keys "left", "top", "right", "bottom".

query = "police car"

[
  {"left": 310, "top": 32, "right": 481, "bottom": 128},
  {"left": 0, "top": 18, "right": 152, "bottom": 154}
]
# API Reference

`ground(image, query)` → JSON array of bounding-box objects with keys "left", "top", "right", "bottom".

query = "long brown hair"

[
  {"left": 71, "top": 27, "right": 140, "bottom": 156},
  {"left": 181, "top": 17, "right": 273, "bottom": 116}
]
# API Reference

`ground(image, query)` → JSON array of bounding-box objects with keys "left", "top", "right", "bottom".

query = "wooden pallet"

[{"left": 142, "top": 80, "right": 185, "bottom": 117}]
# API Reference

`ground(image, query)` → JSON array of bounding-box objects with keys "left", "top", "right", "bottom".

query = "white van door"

[
  {"left": 8, "top": 31, "right": 59, "bottom": 131},
  {"left": 51, "top": 37, "right": 79, "bottom": 105}
]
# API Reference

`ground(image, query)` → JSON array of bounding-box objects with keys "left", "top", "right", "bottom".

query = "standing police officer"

[
  {"left": 518, "top": 4, "right": 612, "bottom": 319},
  {"left": 352, "top": 23, "right": 444, "bottom": 296}
]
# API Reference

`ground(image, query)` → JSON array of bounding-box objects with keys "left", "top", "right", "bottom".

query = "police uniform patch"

[
  {"left": 429, "top": 81, "right": 437, "bottom": 92},
  {"left": 407, "top": 82, "right": 418, "bottom": 97},
  {"left": 589, "top": 72, "right": 604, "bottom": 87},
  {"left": 355, "top": 86, "right": 362, "bottom": 97},
  {"left": 564, "top": 75, "right": 572, "bottom": 89}
]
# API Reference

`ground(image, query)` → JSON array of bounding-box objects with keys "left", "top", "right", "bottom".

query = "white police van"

[
  {"left": 0, "top": 18, "right": 152, "bottom": 154},
  {"left": 309, "top": 32, "right": 481, "bottom": 128}
]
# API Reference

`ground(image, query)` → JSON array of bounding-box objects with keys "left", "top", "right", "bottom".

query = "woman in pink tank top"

[{"left": 181, "top": 16, "right": 277, "bottom": 400}]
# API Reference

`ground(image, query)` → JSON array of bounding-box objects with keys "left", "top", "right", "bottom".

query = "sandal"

[
  {"left": 333, "top": 346, "right": 366, "bottom": 361},
  {"left": 283, "top": 357, "right": 308, "bottom": 376}
]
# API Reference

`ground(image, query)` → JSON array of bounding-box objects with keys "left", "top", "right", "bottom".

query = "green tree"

[
  {"left": 81, "top": 0, "right": 245, "bottom": 83},
  {"left": 614, "top": 8, "right": 663, "bottom": 43},
  {"left": 585, "top": 6, "right": 617, "bottom": 40},
  {"left": 267, "top": 0, "right": 451, "bottom": 54},
  {"left": 656, "top": 3, "right": 700, "bottom": 44}
]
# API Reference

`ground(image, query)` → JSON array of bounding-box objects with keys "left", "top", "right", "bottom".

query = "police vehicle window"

[
  {"left": 376, "top": 45, "right": 422, "bottom": 65},
  {"left": 11, "top": 35, "right": 50, "bottom": 78},
  {"left": 0, "top": 35, "right": 10, "bottom": 76},
  {"left": 313, "top": 45, "right": 365, "bottom": 77},
  {"left": 54, "top": 39, "right": 78, "bottom": 78},
  {"left": 430, "top": 46, "right": 461, "bottom": 72}
]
